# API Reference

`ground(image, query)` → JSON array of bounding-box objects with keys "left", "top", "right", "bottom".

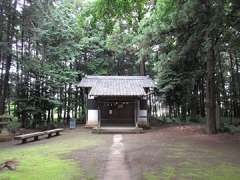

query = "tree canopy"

[{"left": 0, "top": 0, "right": 240, "bottom": 133}]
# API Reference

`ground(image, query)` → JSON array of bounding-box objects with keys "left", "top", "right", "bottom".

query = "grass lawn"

[
  {"left": 140, "top": 126, "right": 240, "bottom": 180},
  {"left": 0, "top": 129, "right": 103, "bottom": 180},
  {"left": 1, "top": 125, "right": 240, "bottom": 180},
  {"left": 144, "top": 163, "right": 240, "bottom": 180}
]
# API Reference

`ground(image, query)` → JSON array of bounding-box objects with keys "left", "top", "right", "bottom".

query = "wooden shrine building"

[{"left": 79, "top": 76, "right": 154, "bottom": 128}]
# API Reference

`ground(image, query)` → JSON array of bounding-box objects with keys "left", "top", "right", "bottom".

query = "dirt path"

[{"left": 103, "top": 134, "right": 130, "bottom": 180}]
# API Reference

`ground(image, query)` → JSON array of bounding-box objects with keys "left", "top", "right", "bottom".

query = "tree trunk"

[
  {"left": 0, "top": 0, "right": 17, "bottom": 115},
  {"left": 206, "top": 44, "right": 217, "bottom": 134},
  {"left": 140, "top": 55, "right": 145, "bottom": 76}
]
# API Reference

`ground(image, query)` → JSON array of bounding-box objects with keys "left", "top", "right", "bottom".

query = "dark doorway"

[{"left": 99, "top": 100, "right": 135, "bottom": 126}]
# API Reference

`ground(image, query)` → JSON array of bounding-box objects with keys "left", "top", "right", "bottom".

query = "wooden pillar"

[
  {"left": 135, "top": 99, "right": 140, "bottom": 127},
  {"left": 97, "top": 103, "right": 101, "bottom": 128},
  {"left": 84, "top": 88, "right": 88, "bottom": 123}
]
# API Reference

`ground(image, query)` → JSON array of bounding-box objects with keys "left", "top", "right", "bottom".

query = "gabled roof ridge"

[
  {"left": 79, "top": 75, "right": 155, "bottom": 96},
  {"left": 86, "top": 75, "right": 151, "bottom": 80}
]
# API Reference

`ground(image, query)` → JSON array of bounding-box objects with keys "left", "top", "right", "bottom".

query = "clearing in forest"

[{"left": 0, "top": 125, "right": 240, "bottom": 180}]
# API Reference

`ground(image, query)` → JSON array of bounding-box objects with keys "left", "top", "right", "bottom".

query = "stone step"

[{"left": 92, "top": 127, "right": 144, "bottom": 134}]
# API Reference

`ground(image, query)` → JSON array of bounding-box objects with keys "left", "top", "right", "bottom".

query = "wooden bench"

[
  {"left": 14, "top": 128, "right": 64, "bottom": 144},
  {"left": 14, "top": 132, "right": 45, "bottom": 143},
  {"left": 43, "top": 128, "right": 64, "bottom": 138}
]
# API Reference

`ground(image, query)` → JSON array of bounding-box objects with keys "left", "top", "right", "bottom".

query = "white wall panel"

[{"left": 87, "top": 110, "right": 98, "bottom": 126}]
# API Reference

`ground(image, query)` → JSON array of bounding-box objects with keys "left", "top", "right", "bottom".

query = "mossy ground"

[
  {"left": 0, "top": 130, "right": 103, "bottom": 180},
  {"left": 1, "top": 125, "right": 240, "bottom": 180},
  {"left": 144, "top": 163, "right": 240, "bottom": 180},
  {"left": 142, "top": 126, "right": 240, "bottom": 180}
]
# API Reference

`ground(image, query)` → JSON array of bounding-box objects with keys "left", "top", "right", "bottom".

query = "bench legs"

[
  {"left": 48, "top": 132, "right": 60, "bottom": 138},
  {"left": 22, "top": 136, "right": 39, "bottom": 143},
  {"left": 48, "top": 133, "right": 52, "bottom": 138}
]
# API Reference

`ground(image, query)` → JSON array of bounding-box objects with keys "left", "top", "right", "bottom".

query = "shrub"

[
  {"left": 7, "top": 116, "right": 20, "bottom": 134},
  {"left": 138, "top": 123, "right": 151, "bottom": 129},
  {"left": 188, "top": 115, "right": 206, "bottom": 123},
  {"left": 222, "top": 123, "right": 240, "bottom": 134}
]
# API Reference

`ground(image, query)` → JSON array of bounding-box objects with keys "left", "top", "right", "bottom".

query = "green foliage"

[
  {"left": 6, "top": 116, "right": 20, "bottom": 134},
  {"left": 222, "top": 123, "right": 240, "bottom": 134},
  {"left": 1, "top": 0, "right": 240, "bottom": 129},
  {"left": 137, "top": 0, "right": 240, "bottom": 126},
  {"left": 157, "top": 115, "right": 206, "bottom": 124},
  {"left": 90, "top": 0, "right": 148, "bottom": 33}
]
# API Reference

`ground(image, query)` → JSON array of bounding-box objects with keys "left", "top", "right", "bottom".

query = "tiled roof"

[{"left": 79, "top": 76, "right": 154, "bottom": 96}]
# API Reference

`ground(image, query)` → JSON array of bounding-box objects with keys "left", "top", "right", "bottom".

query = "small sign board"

[{"left": 69, "top": 118, "right": 76, "bottom": 129}]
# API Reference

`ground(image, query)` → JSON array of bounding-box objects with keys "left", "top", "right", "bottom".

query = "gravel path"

[{"left": 103, "top": 134, "right": 130, "bottom": 180}]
